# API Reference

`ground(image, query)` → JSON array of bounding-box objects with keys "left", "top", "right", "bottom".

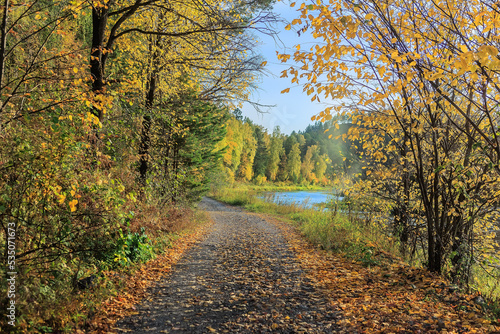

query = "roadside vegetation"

[
  {"left": 3, "top": 0, "right": 500, "bottom": 331},
  {"left": 278, "top": 0, "right": 500, "bottom": 325},
  {"left": 17, "top": 207, "right": 209, "bottom": 333}
]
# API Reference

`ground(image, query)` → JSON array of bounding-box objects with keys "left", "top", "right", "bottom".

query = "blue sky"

[{"left": 240, "top": 0, "right": 328, "bottom": 134}]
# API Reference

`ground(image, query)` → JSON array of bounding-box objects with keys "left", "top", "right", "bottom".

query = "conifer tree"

[{"left": 252, "top": 126, "right": 269, "bottom": 178}]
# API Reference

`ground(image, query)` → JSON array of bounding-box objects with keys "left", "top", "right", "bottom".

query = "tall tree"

[
  {"left": 237, "top": 122, "right": 258, "bottom": 181},
  {"left": 286, "top": 143, "right": 302, "bottom": 183},
  {"left": 301, "top": 145, "right": 318, "bottom": 183},
  {"left": 252, "top": 125, "right": 269, "bottom": 177},
  {"left": 266, "top": 126, "right": 284, "bottom": 181},
  {"left": 150, "top": 89, "right": 229, "bottom": 202},
  {"left": 277, "top": 152, "right": 288, "bottom": 181}
]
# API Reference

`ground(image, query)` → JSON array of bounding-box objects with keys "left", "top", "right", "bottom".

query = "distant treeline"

[{"left": 215, "top": 109, "right": 360, "bottom": 185}]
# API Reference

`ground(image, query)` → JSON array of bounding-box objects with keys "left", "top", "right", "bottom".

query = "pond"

[{"left": 259, "top": 191, "right": 341, "bottom": 209}]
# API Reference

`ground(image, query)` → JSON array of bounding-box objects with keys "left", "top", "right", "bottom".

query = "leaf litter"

[{"left": 113, "top": 197, "right": 341, "bottom": 333}]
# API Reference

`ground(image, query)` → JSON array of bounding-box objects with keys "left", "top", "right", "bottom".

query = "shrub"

[
  {"left": 254, "top": 174, "right": 267, "bottom": 186},
  {"left": 109, "top": 228, "right": 154, "bottom": 267}
]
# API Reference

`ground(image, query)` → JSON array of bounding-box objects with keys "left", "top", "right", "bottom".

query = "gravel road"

[{"left": 115, "top": 197, "right": 340, "bottom": 333}]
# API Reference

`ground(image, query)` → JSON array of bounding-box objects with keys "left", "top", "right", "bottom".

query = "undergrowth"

[{"left": 0, "top": 199, "right": 209, "bottom": 333}]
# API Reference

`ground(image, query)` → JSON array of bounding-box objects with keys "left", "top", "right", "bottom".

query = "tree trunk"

[
  {"left": 0, "top": 0, "right": 9, "bottom": 92},
  {"left": 395, "top": 134, "right": 411, "bottom": 254},
  {"left": 138, "top": 74, "right": 156, "bottom": 185},
  {"left": 138, "top": 33, "right": 162, "bottom": 185},
  {"left": 90, "top": 6, "right": 108, "bottom": 121}
]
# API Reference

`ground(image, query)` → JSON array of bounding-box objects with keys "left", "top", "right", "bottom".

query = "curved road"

[{"left": 115, "top": 197, "right": 340, "bottom": 333}]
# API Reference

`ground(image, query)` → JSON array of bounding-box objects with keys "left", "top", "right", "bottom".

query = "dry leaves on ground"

[{"left": 264, "top": 214, "right": 500, "bottom": 334}]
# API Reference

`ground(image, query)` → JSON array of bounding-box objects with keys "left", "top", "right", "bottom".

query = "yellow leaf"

[
  {"left": 58, "top": 194, "right": 66, "bottom": 204},
  {"left": 260, "top": 61, "right": 267, "bottom": 67},
  {"left": 378, "top": 66, "right": 386, "bottom": 77},
  {"left": 73, "top": 67, "right": 78, "bottom": 73},
  {"left": 281, "top": 88, "right": 290, "bottom": 94},
  {"left": 365, "top": 13, "right": 374, "bottom": 20},
  {"left": 69, "top": 200, "right": 78, "bottom": 212}
]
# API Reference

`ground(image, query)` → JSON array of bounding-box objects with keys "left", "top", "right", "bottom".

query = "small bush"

[
  {"left": 110, "top": 228, "right": 154, "bottom": 267},
  {"left": 299, "top": 212, "right": 359, "bottom": 251}
]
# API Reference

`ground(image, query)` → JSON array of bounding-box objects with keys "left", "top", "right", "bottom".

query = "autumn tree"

[
  {"left": 301, "top": 145, "right": 318, "bottom": 183},
  {"left": 314, "top": 153, "right": 328, "bottom": 182},
  {"left": 223, "top": 117, "right": 245, "bottom": 180},
  {"left": 112, "top": 0, "right": 278, "bottom": 183},
  {"left": 0, "top": 0, "right": 87, "bottom": 127},
  {"left": 266, "top": 126, "right": 284, "bottom": 181},
  {"left": 86, "top": 0, "right": 277, "bottom": 118},
  {"left": 280, "top": 0, "right": 500, "bottom": 278},
  {"left": 237, "top": 121, "right": 258, "bottom": 181},
  {"left": 286, "top": 143, "right": 302, "bottom": 182}
]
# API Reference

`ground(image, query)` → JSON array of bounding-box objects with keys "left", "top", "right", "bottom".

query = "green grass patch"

[
  {"left": 211, "top": 181, "right": 328, "bottom": 195},
  {"left": 472, "top": 265, "right": 500, "bottom": 317}
]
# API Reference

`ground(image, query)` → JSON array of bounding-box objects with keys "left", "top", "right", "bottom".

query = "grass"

[
  {"left": 215, "top": 180, "right": 329, "bottom": 194},
  {"left": 472, "top": 264, "right": 500, "bottom": 317}
]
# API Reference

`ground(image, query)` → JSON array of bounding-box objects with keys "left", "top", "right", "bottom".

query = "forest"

[
  {"left": 1, "top": 0, "right": 500, "bottom": 332},
  {"left": 217, "top": 110, "right": 358, "bottom": 187}
]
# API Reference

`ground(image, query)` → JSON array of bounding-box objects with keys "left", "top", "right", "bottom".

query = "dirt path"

[{"left": 115, "top": 197, "right": 340, "bottom": 333}]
